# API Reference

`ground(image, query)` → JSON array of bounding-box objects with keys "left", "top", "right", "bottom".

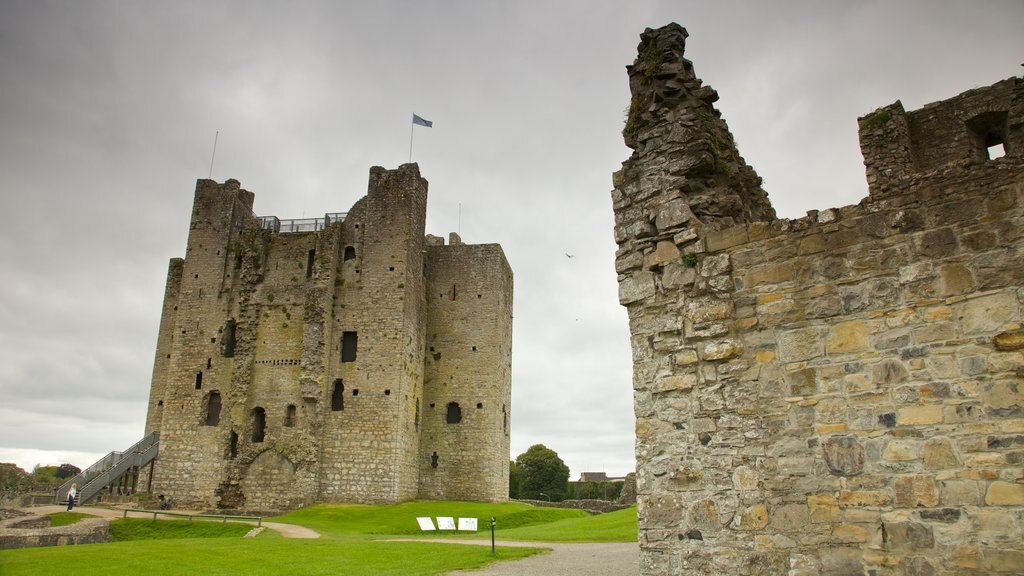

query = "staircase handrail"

[{"left": 55, "top": 432, "right": 160, "bottom": 504}]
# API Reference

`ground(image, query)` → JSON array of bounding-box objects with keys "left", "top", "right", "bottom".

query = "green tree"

[
  {"left": 515, "top": 444, "right": 570, "bottom": 502},
  {"left": 508, "top": 460, "right": 522, "bottom": 498}
]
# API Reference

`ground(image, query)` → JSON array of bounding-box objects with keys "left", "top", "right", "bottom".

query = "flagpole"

[
  {"left": 409, "top": 121, "right": 415, "bottom": 163},
  {"left": 208, "top": 130, "right": 219, "bottom": 179}
]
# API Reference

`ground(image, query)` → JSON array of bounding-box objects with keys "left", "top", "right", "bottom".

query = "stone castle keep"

[
  {"left": 144, "top": 163, "right": 512, "bottom": 510},
  {"left": 614, "top": 23, "right": 1023, "bottom": 576}
]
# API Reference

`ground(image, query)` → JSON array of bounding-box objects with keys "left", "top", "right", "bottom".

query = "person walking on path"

[{"left": 66, "top": 483, "right": 77, "bottom": 511}]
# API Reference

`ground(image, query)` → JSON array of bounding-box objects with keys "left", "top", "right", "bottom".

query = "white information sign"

[
  {"left": 436, "top": 516, "right": 456, "bottom": 530},
  {"left": 457, "top": 517, "right": 478, "bottom": 532},
  {"left": 416, "top": 517, "right": 436, "bottom": 531}
]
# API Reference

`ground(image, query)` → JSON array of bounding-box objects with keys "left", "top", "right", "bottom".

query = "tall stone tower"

[{"left": 145, "top": 164, "right": 512, "bottom": 510}]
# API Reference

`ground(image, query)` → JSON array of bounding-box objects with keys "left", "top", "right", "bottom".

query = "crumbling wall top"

[
  {"left": 858, "top": 77, "right": 1023, "bottom": 197},
  {"left": 617, "top": 23, "right": 775, "bottom": 230}
]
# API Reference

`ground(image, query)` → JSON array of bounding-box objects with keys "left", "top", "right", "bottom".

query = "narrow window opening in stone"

[
  {"left": 446, "top": 402, "right": 462, "bottom": 424},
  {"left": 472, "top": 346, "right": 477, "bottom": 352},
  {"left": 415, "top": 400, "right": 420, "bottom": 430},
  {"left": 205, "top": 391, "right": 221, "bottom": 426},
  {"left": 477, "top": 294, "right": 482, "bottom": 298},
  {"left": 431, "top": 451, "right": 439, "bottom": 468},
  {"left": 331, "top": 379, "right": 344, "bottom": 411},
  {"left": 157, "top": 400, "right": 164, "bottom": 407},
  {"left": 503, "top": 404, "right": 508, "bottom": 434},
  {"left": 384, "top": 389, "right": 391, "bottom": 396},
  {"left": 477, "top": 402, "right": 483, "bottom": 409},
  {"left": 429, "top": 403, "right": 435, "bottom": 408},
  {"left": 206, "top": 358, "right": 212, "bottom": 369},
  {"left": 306, "top": 249, "right": 315, "bottom": 279},
  {"left": 210, "top": 337, "right": 216, "bottom": 344},
  {"left": 343, "top": 246, "right": 356, "bottom": 261},
  {"left": 966, "top": 110, "right": 1009, "bottom": 161},
  {"left": 251, "top": 407, "right": 266, "bottom": 443},
  {"left": 450, "top": 284, "right": 457, "bottom": 301},
  {"left": 222, "top": 320, "right": 236, "bottom": 357},
  {"left": 352, "top": 389, "right": 359, "bottom": 396},
  {"left": 285, "top": 404, "right": 297, "bottom": 427},
  {"left": 228, "top": 430, "right": 238, "bottom": 459},
  {"left": 195, "top": 371, "right": 203, "bottom": 390},
  {"left": 389, "top": 266, "right": 395, "bottom": 271},
  {"left": 341, "top": 331, "right": 358, "bottom": 362}
]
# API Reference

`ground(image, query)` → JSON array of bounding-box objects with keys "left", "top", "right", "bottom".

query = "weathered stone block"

[
  {"left": 893, "top": 475, "right": 939, "bottom": 508},
  {"left": 994, "top": 329, "right": 1024, "bottom": 351},
  {"left": 619, "top": 271, "right": 656, "bottom": 304},
  {"left": 822, "top": 436, "right": 866, "bottom": 476},
  {"left": 938, "top": 262, "right": 974, "bottom": 295},
  {"left": 827, "top": 320, "right": 870, "bottom": 354},
  {"left": 645, "top": 240, "right": 682, "bottom": 269},
  {"left": 981, "top": 548, "right": 1024, "bottom": 573},
  {"left": 833, "top": 523, "right": 870, "bottom": 543},
  {"left": 959, "top": 292, "right": 1017, "bottom": 335},
  {"left": 704, "top": 225, "right": 748, "bottom": 251},
  {"left": 652, "top": 373, "right": 697, "bottom": 393},
  {"left": 873, "top": 359, "right": 910, "bottom": 386},
  {"left": 701, "top": 339, "right": 741, "bottom": 360},
  {"left": 807, "top": 494, "right": 840, "bottom": 523},
  {"left": 897, "top": 405, "right": 943, "bottom": 426},
  {"left": 654, "top": 198, "right": 695, "bottom": 231},
  {"left": 840, "top": 490, "right": 892, "bottom": 507},
  {"left": 883, "top": 521, "right": 934, "bottom": 549},
  {"left": 922, "top": 437, "right": 960, "bottom": 470},
  {"left": 984, "top": 481, "right": 1024, "bottom": 506},
  {"left": 984, "top": 381, "right": 1023, "bottom": 416},
  {"left": 731, "top": 503, "right": 768, "bottom": 530},
  {"left": 777, "top": 326, "right": 825, "bottom": 363}
]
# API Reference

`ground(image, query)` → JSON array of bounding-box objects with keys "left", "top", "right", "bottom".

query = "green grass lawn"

[
  {"left": 271, "top": 500, "right": 591, "bottom": 537},
  {"left": 0, "top": 500, "right": 637, "bottom": 575},
  {"left": 0, "top": 539, "right": 540, "bottom": 576},
  {"left": 48, "top": 511, "right": 98, "bottom": 527},
  {"left": 110, "top": 517, "right": 254, "bottom": 540}
]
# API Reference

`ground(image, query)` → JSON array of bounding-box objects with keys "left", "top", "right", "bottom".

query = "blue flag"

[{"left": 412, "top": 114, "right": 433, "bottom": 128}]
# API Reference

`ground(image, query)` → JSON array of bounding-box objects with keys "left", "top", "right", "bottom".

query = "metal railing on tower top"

[{"left": 258, "top": 212, "right": 347, "bottom": 233}]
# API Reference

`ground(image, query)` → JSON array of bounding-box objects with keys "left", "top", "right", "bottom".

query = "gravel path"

[
  {"left": 19, "top": 505, "right": 319, "bottom": 539},
  {"left": 403, "top": 539, "right": 639, "bottom": 576}
]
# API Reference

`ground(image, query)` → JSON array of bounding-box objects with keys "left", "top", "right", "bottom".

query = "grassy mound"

[{"left": 110, "top": 518, "right": 254, "bottom": 540}]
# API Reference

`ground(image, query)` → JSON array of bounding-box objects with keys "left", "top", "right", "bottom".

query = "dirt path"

[
  {"left": 19, "top": 505, "right": 319, "bottom": 539},
  {"left": 398, "top": 539, "right": 639, "bottom": 576}
]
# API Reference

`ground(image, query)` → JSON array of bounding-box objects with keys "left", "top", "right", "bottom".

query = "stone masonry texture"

[
  {"left": 613, "top": 23, "right": 1024, "bottom": 576},
  {"left": 144, "top": 163, "right": 512, "bottom": 511}
]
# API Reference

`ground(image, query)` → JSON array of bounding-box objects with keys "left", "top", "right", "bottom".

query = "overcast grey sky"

[{"left": 1, "top": 0, "right": 1021, "bottom": 480}]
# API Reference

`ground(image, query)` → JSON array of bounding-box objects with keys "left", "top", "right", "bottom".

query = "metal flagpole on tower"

[
  {"left": 409, "top": 114, "right": 432, "bottom": 163},
  {"left": 408, "top": 123, "right": 415, "bottom": 163},
  {"left": 208, "top": 131, "right": 219, "bottom": 179}
]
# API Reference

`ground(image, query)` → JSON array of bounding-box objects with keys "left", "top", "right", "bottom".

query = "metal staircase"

[{"left": 55, "top": 432, "right": 159, "bottom": 506}]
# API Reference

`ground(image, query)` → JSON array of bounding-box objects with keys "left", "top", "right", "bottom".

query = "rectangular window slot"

[{"left": 341, "top": 331, "right": 358, "bottom": 362}]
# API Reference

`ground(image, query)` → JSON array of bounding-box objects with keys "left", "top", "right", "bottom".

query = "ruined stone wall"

[
  {"left": 614, "top": 23, "right": 1024, "bottom": 576},
  {"left": 420, "top": 239, "right": 513, "bottom": 501},
  {"left": 147, "top": 164, "right": 511, "bottom": 511}
]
